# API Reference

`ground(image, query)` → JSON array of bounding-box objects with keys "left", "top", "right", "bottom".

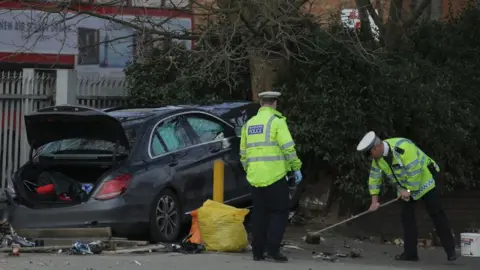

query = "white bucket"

[{"left": 460, "top": 233, "right": 480, "bottom": 257}]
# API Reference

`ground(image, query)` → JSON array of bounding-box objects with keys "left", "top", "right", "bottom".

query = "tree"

[
  {"left": 0, "top": 0, "right": 362, "bottom": 97},
  {"left": 1, "top": 0, "right": 440, "bottom": 98},
  {"left": 355, "top": 0, "right": 436, "bottom": 50}
]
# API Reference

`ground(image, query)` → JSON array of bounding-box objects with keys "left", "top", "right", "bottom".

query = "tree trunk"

[
  {"left": 356, "top": 0, "right": 375, "bottom": 43},
  {"left": 429, "top": 0, "right": 443, "bottom": 20},
  {"left": 248, "top": 51, "right": 286, "bottom": 101},
  {"left": 384, "top": 0, "right": 403, "bottom": 51}
]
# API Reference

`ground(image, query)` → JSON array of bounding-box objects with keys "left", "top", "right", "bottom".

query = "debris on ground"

[
  {"left": 0, "top": 222, "right": 35, "bottom": 248},
  {"left": 304, "top": 234, "right": 325, "bottom": 244},
  {"left": 289, "top": 211, "right": 307, "bottom": 225},
  {"left": 393, "top": 238, "right": 404, "bottom": 246},
  {"left": 105, "top": 244, "right": 167, "bottom": 255},
  {"left": 70, "top": 240, "right": 103, "bottom": 255},
  {"left": 9, "top": 243, "right": 20, "bottom": 256},
  {"left": 282, "top": 244, "right": 305, "bottom": 251},
  {"left": 0, "top": 220, "right": 165, "bottom": 255},
  {"left": 313, "top": 252, "right": 338, "bottom": 262},
  {"left": 312, "top": 249, "right": 362, "bottom": 262},
  {"left": 171, "top": 241, "right": 206, "bottom": 254}
]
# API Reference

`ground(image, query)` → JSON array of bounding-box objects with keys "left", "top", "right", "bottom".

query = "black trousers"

[
  {"left": 251, "top": 178, "right": 289, "bottom": 256},
  {"left": 402, "top": 187, "right": 455, "bottom": 256}
]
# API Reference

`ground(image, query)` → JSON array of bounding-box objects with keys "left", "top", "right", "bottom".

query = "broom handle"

[{"left": 309, "top": 197, "right": 399, "bottom": 236}]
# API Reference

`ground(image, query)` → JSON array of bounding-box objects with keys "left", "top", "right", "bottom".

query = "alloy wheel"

[{"left": 156, "top": 195, "right": 179, "bottom": 239}]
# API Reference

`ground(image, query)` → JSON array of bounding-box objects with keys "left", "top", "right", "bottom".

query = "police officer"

[
  {"left": 357, "top": 131, "right": 457, "bottom": 262},
  {"left": 240, "top": 91, "right": 302, "bottom": 262}
]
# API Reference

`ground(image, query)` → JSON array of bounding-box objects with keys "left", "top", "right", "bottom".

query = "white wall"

[{"left": 0, "top": 9, "right": 192, "bottom": 73}]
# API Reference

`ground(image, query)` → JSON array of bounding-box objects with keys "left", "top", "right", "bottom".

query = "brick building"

[{"left": 304, "top": 0, "right": 469, "bottom": 26}]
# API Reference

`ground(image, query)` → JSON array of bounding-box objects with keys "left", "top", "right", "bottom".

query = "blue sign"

[{"left": 248, "top": 125, "right": 264, "bottom": 135}]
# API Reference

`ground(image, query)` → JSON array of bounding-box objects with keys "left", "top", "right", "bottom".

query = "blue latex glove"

[{"left": 294, "top": 170, "right": 303, "bottom": 184}]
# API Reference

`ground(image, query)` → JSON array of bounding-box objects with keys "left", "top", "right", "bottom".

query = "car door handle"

[
  {"left": 209, "top": 147, "right": 220, "bottom": 153},
  {"left": 209, "top": 142, "right": 223, "bottom": 153}
]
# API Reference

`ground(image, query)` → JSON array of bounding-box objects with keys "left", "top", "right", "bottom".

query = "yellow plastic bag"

[{"left": 197, "top": 199, "right": 250, "bottom": 252}]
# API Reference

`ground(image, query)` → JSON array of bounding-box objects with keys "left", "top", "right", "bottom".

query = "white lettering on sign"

[
  {"left": 248, "top": 125, "right": 264, "bottom": 135},
  {"left": 0, "top": 19, "right": 70, "bottom": 32}
]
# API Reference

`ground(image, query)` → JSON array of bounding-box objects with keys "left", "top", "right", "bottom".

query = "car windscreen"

[{"left": 36, "top": 126, "right": 137, "bottom": 156}]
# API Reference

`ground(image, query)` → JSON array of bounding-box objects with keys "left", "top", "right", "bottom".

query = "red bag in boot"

[{"left": 36, "top": 184, "right": 55, "bottom": 194}]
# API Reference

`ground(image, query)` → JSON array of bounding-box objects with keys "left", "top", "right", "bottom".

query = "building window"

[
  {"left": 133, "top": 32, "right": 172, "bottom": 60},
  {"left": 165, "top": 0, "right": 190, "bottom": 8},
  {"left": 77, "top": 27, "right": 100, "bottom": 65},
  {"left": 131, "top": 0, "right": 163, "bottom": 8}
]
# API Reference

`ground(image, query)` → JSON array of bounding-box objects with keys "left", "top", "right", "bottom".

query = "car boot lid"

[{"left": 25, "top": 105, "right": 130, "bottom": 150}]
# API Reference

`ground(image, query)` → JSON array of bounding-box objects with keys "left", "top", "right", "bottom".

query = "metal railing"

[{"left": 0, "top": 69, "right": 129, "bottom": 191}]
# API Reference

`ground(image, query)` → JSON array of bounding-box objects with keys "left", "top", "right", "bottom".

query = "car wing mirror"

[{"left": 209, "top": 141, "right": 223, "bottom": 153}]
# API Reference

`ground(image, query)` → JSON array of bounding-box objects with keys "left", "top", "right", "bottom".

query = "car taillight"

[{"left": 94, "top": 173, "right": 132, "bottom": 200}]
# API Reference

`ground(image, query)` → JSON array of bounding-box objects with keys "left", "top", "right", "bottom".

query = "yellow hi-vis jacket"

[
  {"left": 368, "top": 138, "right": 439, "bottom": 200},
  {"left": 240, "top": 107, "right": 302, "bottom": 187}
]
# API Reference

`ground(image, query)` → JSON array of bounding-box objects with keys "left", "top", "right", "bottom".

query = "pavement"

[{"left": 3, "top": 226, "right": 480, "bottom": 270}]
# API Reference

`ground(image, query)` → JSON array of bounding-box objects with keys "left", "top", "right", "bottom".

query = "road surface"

[
  {"left": 3, "top": 224, "right": 480, "bottom": 270},
  {"left": 3, "top": 247, "right": 480, "bottom": 270}
]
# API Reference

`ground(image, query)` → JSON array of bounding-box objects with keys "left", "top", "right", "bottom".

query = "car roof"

[
  {"left": 103, "top": 101, "right": 254, "bottom": 128},
  {"left": 103, "top": 106, "right": 184, "bottom": 125},
  {"left": 103, "top": 102, "right": 250, "bottom": 120}
]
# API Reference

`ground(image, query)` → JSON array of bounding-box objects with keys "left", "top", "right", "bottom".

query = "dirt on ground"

[{"left": 281, "top": 224, "right": 480, "bottom": 269}]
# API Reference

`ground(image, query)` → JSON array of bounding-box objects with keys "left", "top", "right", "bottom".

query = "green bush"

[
  {"left": 124, "top": 45, "right": 251, "bottom": 107},
  {"left": 278, "top": 6, "right": 480, "bottom": 203}
]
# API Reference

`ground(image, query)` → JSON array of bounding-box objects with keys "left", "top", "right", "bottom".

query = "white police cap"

[
  {"left": 258, "top": 91, "right": 281, "bottom": 99},
  {"left": 356, "top": 131, "right": 380, "bottom": 152}
]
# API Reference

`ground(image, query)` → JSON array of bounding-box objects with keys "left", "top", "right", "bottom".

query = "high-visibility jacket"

[
  {"left": 368, "top": 138, "right": 439, "bottom": 200},
  {"left": 240, "top": 106, "right": 302, "bottom": 187}
]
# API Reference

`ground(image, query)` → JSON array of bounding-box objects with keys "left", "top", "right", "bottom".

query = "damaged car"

[{"left": 4, "top": 103, "right": 304, "bottom": 242}]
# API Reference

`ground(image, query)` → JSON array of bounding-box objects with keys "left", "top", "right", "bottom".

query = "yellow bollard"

[{"left": 213, "top": 159, "right": 224, "bottom": 203}]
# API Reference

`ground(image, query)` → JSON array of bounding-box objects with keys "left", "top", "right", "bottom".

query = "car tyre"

[{"left": 149, "top": 189, "right": 182, "bottom": 242}]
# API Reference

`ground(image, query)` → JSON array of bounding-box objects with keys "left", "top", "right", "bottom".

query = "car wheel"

[{"left": 149, "top": 189, "right": 182, "bottom": 242}]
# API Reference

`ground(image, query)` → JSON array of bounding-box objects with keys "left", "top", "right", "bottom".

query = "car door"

[
  {"left": 148, "top": 116, "right": 207, "bottom": 212},
  {"left": 182, "top": 112, "right": 246, "bottom": 203}
]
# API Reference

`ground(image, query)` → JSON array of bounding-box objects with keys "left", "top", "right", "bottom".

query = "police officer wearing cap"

[
  {"left": 240, "top": 91, "right": 302, "bottom": 262},
  {"left": 357, "top": 131, "right": 456, "bottom": 262}
]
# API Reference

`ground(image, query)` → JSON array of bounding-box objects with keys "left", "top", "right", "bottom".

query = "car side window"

[
  {"left": 185, "top": 115, "right": 233, "bottom": 143},
  {"left": 151, "top": 117, "right": 192, "bottom": 156},
  {"left": 151, "top": 135, "right": 167, "bottom": 156}
]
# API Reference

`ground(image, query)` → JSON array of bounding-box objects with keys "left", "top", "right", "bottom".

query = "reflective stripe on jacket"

[
  {"left": 368, "top": 138, "right": 438, "bottom": 200},
  {"left": 239, "top": 107, "right": 302, "bottom": 187}
]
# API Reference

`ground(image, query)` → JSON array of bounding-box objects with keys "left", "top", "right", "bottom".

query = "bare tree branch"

[
  {"left": 403, "top": 0, "right": 432, "bottom": 29},
  {"left": 361, "top": 0, "right": 384, "bottom": 31}
]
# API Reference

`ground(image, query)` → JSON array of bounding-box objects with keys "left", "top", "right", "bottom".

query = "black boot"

[
  {"left": 266, "top": 252, "right": 288, "bottom": 262},
  {"left": 395, "top": 252, "right": 419, "bottom": 261},
  {"left": 253, "top": 254, "right": 265, "bottom": 261},
  {"left": 447, "top": 250, "right": 457, "bottom": 261}
]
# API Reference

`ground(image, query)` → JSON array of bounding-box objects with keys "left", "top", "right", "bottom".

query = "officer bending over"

[{"left": 357, "top": 131, "right": 456, "bottom": 262}]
